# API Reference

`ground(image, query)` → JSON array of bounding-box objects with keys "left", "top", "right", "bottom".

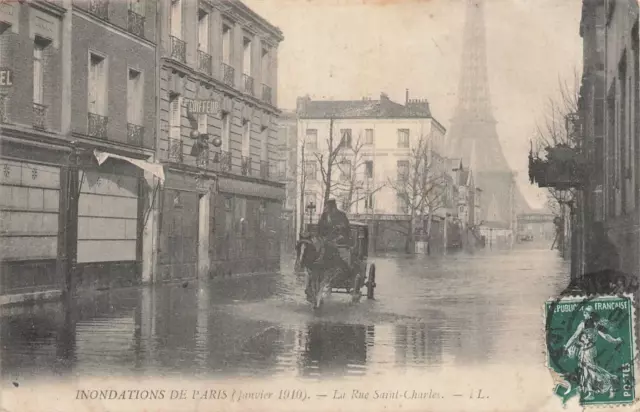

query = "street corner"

[{"left": 543, "top": 294, "right": 637, "bottom": 407}]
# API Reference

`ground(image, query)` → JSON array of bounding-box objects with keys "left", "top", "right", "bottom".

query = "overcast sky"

[{"left": 244, "top": 0, "right": 583, "bottom": 209}]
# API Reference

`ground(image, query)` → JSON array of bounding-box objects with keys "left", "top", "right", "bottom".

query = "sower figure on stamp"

[{"left": 563, "top": 306, "right": 623, "bottom": 401}]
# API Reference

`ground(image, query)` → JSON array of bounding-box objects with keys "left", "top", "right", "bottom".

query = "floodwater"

[{"left": 1, "top": 243, "right": 569, "bottom": 384}]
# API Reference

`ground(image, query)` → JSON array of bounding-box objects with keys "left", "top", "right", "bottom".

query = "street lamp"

[{"left": 306, "top": 201, "right": 316, "bottom": 226}]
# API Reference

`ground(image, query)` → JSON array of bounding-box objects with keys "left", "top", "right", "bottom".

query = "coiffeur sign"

[{"left": 185, "top": 98, "right": 221, "bottom": 115}]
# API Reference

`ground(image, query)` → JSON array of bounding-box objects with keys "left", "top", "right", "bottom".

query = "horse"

[{"left": 295, "top": 234, "right": 346, "bottom": 309}]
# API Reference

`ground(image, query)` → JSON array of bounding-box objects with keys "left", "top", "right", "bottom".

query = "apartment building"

[
  {"left": 578, "top": 0, "right": 639, "bottom": 277},
  {"left": 296, "top": 92, "right": 449, "bottom": 253},
  {"left": 0, "top": 0, "right": 158, "bottom": 302},
  {"left": 157, "top": 0, "right": 284, "bottom": 280}
]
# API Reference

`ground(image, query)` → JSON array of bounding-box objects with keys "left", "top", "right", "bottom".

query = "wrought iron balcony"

[
  {"left": 127, "top": 9, "right": 145, "bottom": 37},
  {"left": 198, "top": 50, "right": 212, "bottom": 76},
  {"left": 89, "top": 0, "right": 109, "bottom": 20},
  {"left": 88, "top": 112, "right": 108, "bottom": 139},
  {"left": 221, "top": 63, "right": 234, "bottom": 86},
  {"left": 241, "top": 155, "right": 252, "bottom": 176},
  {"left": 260, "top": 160, "right": 270, "bottom": 179},
  {"left": 213, "top": 150, "right": 232, "bottom": 172},
  {"left": 170, "top": 36, "right": 186, "bottom": 63},
  {"left": 168, "top": 138, "right": 183, "bottom": 163},
  {"left": 127, "top": 123, "right": 144, "bottom": 146},
  {"left": 243, "top": 74, "right": 254, "bottom": 96},
  {"left": 195, "top": 146, "right": 209, "bottom": 168},
  {"left": 32, "top": 103, "right": 47, "bottom": 130},
  {"left": 0, "top": 94, "right": 7, "bottom": 123},
  {"left": 261, "top": 84, "right": 272, "bottom": 105}
]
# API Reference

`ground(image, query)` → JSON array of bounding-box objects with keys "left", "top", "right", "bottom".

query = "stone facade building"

[
  {"left": 577, "top": 0, "right": 639, "bottom": 278},
  {"left": 1, "top": 0, "right": 158, "bottom": 303},
  {"left": 0, "top": 0, "right": 285, "bottom": 304},
  {"left": 156, "top": 0, "right": 284, "bottom": 281}
]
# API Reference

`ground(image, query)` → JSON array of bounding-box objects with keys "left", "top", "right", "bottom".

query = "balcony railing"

[
  {"left": 261, "top": 84, "right": 272, "bottom": 105},
  {"left": 32, "top": 103, "right": 47, "bottom": 130},
  {"left": 127, "top": 123, "right": 144, "bottom": 146},
  {"left": 221, "top": 63, "right": 234, "bottom": 86},
  {"left": 168, "top": 139, "right": 183, "bottom": 163},
  {"left": 88, "top": 0, "right": 109, "bottom": 20},
  {"left": 170, "top": 36, "right": 186, "bottom": 63},
  {"left": 88, "top": 112, "right": 108, "bottom": 139},
  {"left": 198, "top": 50, "right": 212, "bottom": 76},
  {"left": 241, "top": 155, "right": 252, "bottom": 176},
  {"left": 243, "top": 74, "right": 254, "bottom": 96},
  {"left": 260, "top": 160, "right": 270, "bottom": 179},
  {"left": 127, "top": 9, "right": 145, "bottom": 37},
  {"left": 213, "top": 150, "right": 231, "bottom": 172},
  {"left": 195, "top": 146, "right": 209, "bottom": 168}
]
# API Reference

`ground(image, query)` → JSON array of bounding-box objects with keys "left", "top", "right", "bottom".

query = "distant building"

[
  {"left": 275, "top": 110, "right": 297, "bottom": 252},
  {"left": 296, "top": 91, "right": 450, "bottom": 253}
]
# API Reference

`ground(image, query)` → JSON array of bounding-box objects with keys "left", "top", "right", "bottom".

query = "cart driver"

[{"left": 318, "top": 199, "right": 351, "bottom": 245}]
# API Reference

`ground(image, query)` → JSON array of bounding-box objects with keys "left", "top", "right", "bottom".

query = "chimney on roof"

[
  {"left": 296, "top": 95, "right": 311, "bottom": 114},
  {"left": 380, "top": 92, "right": 389, "bottom": 101},
  {"left": 405, "top": 89, "right": 409, "bottom": 105}
]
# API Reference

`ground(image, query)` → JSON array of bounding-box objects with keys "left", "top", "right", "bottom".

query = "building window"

[
  {"left": 197, "top": 113, "right": 207, "bottom": 134},
  {"left": 243, "top": 36, "right": 252, "bottom": 76},
  {"left": 397, "top": 160, "right": 409, "bottom": 182},
  {"left": 222, "top": 24, "right": 232, "bottom": 65},
  {"left": 261, "top": 45, "right": 269, "bottom": 84},
  {"left": 198, "top": 9, "right": 209, "bottom": 52},
  {"left": 242, "top": 119, "right": 251, "bottom": 157},
  {"left": 396, "top": 194, "right": 408, "bottom": 214},
  {"left": 169, "top": 93, "right": 182, "bottom": 139},
  {"left": 221, "top": 111, "right": 230, "bottom": 151},
  {"left": 304, "top": 161, "right": 316, "bottom": 180},
  {"left": 340, "top": 159, "right": 351, "bottom": 180},
  {"left": 127, "top": 69, "right": 143, "bottom": 125},
  {"left": 129, "top": 0, "right": 144, "bottom": 14},
  {"left": 33, "top": 39, "right": 47, "bottom": 105},
  {"left": 340, "top": 129, "right": 352, "bottom": 148},
  {"left": 398, "top": 129, "right": 410, "bottom": 148},
  {"left": 170, "top": 0, "right": 182, "bottom": 38},
  {"left": 261, "top": 127, "right": 268, "bottom": 161},
  {"left": 365, "top": 160, "right": 373, "bottom": 178},
  {"left": 364, "top": 193, "right": 374, "bottom": 210},
  {"left": 88, "top": 52, "right": 107, "bottom": 116},
  {"left": 364, "top": 128, "right": 374, "bottom": 145},
  {"left": 305, "top": 129, "right": 318, "bottom": 150}
]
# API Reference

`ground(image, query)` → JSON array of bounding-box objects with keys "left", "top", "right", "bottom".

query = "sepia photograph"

[{"left": 0, "top": 0, "right": 639, "bottom": 411}]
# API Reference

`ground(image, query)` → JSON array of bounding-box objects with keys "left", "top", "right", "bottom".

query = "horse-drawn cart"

[{"left": 296, "top": 222, "right": 376, "bottom": 309}]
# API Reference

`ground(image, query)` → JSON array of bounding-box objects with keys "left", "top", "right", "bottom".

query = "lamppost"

[{"left": 306, "top": 201, "right": 316, "bottom": 227}]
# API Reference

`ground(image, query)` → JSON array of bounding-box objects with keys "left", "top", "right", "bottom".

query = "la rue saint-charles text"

[{"left": 333, "top": 389, "right": 442, "bottom": 400}]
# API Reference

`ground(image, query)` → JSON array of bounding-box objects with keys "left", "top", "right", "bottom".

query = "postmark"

[{"left": 545, "top": 294, "right": 637, "bottom": 407}]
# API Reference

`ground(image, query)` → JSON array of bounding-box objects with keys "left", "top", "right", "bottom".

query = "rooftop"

[{"left": 297, "top": 92, "right": 433, "bottom": 119}]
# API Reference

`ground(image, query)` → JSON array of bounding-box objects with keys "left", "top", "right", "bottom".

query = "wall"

[{"left": 71, "top": 13, "right": 156, "bottom": 149}]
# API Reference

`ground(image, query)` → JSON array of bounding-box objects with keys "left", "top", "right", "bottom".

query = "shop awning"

[{"left": 93, "top": 150, "right": 165, "bottom": 185}]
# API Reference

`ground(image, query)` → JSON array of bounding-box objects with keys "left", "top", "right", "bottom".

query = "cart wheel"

[{"left": 366, "top": 264, "right": 376, "bottom": 300}]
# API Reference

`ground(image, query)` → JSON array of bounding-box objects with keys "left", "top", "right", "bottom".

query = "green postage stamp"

[{"left": 545, "top": 294, "right": 637, "bottom": 407}]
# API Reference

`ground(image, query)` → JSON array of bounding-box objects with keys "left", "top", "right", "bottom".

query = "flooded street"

[{"left": 2, "top": 243, "right": 569, "bottom": 385}]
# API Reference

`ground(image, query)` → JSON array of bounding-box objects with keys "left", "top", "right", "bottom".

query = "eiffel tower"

[{"left": 447, "top": 0, "right": 525, "bottom": 227}]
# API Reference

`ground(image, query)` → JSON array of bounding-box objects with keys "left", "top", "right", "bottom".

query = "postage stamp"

[{"left": 545, "top": 294, "right": 637, "bottom": 407}]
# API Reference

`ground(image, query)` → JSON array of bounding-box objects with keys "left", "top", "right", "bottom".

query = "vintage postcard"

[{"left": 1, "top": 0, "right": 639, "bottom": 411}]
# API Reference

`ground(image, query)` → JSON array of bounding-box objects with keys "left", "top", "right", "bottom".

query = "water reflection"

[{"left": 1, "top": 248, "right": 568, "bottom": 382}]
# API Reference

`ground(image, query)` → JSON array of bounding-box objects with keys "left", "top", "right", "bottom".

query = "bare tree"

[
  {"left": 332, "top": 131, "right": 386, "bottom": 211},
  {"left": 314, "top": 118, "right": 344, "bottom": 210},
  {"left": 534, "top": 73, "right": 581, "bottom": 218},
  {"left": 387, "top": 134, "right": 446, "bottom": 253}
]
